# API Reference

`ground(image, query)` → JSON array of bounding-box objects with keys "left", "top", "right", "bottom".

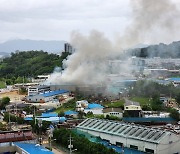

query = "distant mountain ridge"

[{"left": 0, "top": 39, "right": 66, "bottom": 55}]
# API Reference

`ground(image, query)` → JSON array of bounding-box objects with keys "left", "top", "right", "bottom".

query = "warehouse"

[
  {"left": 26, "top": 89, "right": 69, "bottom": 103},
  {"left": 77, "top": 118, "right": 180, "bottom": 154}
]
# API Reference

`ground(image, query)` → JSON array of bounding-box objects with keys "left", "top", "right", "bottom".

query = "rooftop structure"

[
  {"left": 77, "top": 118, "right": 180, "bottom": 154},
  {"left": 28, "top": 85, "right": 50, "bottom": 96},
  {"left": 124, "top": 100, "right": 140, "bottom": 107}
]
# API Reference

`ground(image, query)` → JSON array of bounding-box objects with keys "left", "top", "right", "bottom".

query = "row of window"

[
  {"left": 109, "top": 112, "right": 120, "bottom": 115},
  {"left": 116, "top": 142, "right": 154, "bottom": 154}
]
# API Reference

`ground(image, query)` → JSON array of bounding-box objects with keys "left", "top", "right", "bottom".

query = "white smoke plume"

[
  {"left": 48, "top": 0, "right": 180, "bottom": 86},
  {"left": 49, "top": 30, "right": 118, "bottom": 85}
]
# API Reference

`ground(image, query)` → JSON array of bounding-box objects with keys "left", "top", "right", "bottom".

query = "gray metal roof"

[
  {"left": 124, "top": 99, "right": 140, "bottom": 106},
  {"left": 77, "top": 118, "right": 170, "bottom": 144},
  {"left": 103, "top": 108, "right": 123, "bottom": 113}
]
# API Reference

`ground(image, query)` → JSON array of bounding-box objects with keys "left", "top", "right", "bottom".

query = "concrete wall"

[
  {"left": 84, "top": 109, "right": 103, "bottom": 115},
  {"left": 103, "top": 112, "right": 123, "bottom": 118}
]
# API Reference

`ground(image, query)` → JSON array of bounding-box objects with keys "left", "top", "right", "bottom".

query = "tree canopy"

[{"left": 0, "top": 50, "right": 70, "bottom": 78}]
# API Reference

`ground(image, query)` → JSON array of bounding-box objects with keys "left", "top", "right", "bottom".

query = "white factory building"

[{"left": 77, "top": 118, "right": 180, "bottom": 154}]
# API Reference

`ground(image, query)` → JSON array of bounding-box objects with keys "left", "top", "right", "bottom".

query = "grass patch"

[
  {"left": 55, "top": 99, "right": 76, "bottom": 113},
  {"left": 104, "top": 99, "right": 125, "bottom": 108},
  {"left": 0, "top": 81, "right": 6, "bottom": 89},
  {"left": 130, "top": 97, "right": 152, "bottom": 106}
]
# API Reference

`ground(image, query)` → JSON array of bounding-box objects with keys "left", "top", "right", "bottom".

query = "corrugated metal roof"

[
  {"left": 77, "top": 118, "right": 170, "bottom": 144},
  {"left": 40, "top": 89, "right": 69, "bottom": 97},
  {"left": 124, "top": 99, "right": 140, "bottom": 106},
  {"left": 103, "top": 108, "right": 123, "bottom": 113}
]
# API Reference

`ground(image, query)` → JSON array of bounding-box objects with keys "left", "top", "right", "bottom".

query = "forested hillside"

[{"left": 0, "top": 50, "right": 69, "bottom": 79}]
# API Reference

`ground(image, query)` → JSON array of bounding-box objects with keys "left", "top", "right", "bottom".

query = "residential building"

[
  {"left": 64, "top": 43, "right": 74, "bottom": 53},
  {"left": 76, "top": 100, "right": 88, "bottom": 111}
]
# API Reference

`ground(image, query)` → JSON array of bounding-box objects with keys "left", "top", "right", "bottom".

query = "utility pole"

[
  {"left": 8, "top": 109, "right": 11, "bottom": 130},
  {"left": 68, "top": 134, "right": 77, "bottom": 154}
]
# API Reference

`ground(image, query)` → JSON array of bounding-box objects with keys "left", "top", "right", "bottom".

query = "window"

[
  {"left": 145, "top": 148, "right": 154, "bottom": 154},
  {"left": 130, "top": 145, "right": 138, "bottom": 150},
  {"left": 116, "top": 142, "right": 123, "bottom": 147}
]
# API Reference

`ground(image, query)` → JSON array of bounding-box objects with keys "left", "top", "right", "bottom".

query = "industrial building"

[
  {"left": 26, "top": 89, "right": 69, "bottom": 103},
  {"left": 77, "top": 118, "right": 180, "bottom": 154}
]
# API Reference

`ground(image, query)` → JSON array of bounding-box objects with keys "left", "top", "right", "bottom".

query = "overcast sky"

[{"left": 0, "top": 0, "right": 180, "bottom": 44}]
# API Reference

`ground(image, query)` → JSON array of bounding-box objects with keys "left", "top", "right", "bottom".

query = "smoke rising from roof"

[{"left": 48, "top": 0, "right": 180, "bottom": 86}]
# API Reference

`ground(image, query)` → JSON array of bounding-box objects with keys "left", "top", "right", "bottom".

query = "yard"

[
  {"left": 55, "top": 99, "right": 76, "bottom": 114},
  {"left": 104, "top": 99, "right": 125, "bottom": 108},
  {"left": 130, "top": 97, "right": 152, "bottom": 106},
  {"left": 0, "top": 81, "right": 6, "bottom": 89}
]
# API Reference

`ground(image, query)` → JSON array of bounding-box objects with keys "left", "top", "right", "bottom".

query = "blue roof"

[
  {"left": 14, "top": 142, "right": 54, "bottom": 154},
  {"left": 24, "top": 117, "right": 33, "bottom": 121},
  {"left": 64, "top": 110, "right": 78, "bottom": 115},
  {"left": 25, "top": 117, "right": 66, "bottom": 122},
  {"left": 41, "top": 89, "right": 69, "bottom": 97},
  {"left": 41, "top": 112, "right": 58, "bottom": 118},
  {"left": 169, "top": 78, "right": 180, "bottom": 81},
  {"left": 36, "top": 117, "right": 66, "bottom": 123},
  {"left": 86, "top": 103, "right": 104, "bottom": 109}
]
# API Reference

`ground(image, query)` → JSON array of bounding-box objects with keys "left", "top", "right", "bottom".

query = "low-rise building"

[
  {"left": 103, "top": 108, "right": 123, "bottom": 118},
  {"left": 76, "top": 100, "right": 88, "bottom": 111},
  {"left": 124, "top": 100, "right": 142, "bottom": 117},
  {"left": 84, "top": 103, "right": 104, "bottom": 115},
  {"left": 26, "top": 89, "right": 69, "bottom": 103},
  {"left": 77, "top": 118, "right": 180, "bottom": 154}
]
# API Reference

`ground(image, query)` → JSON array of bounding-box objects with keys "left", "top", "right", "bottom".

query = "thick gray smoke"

[
  {"left": 49, "top": 30, "right": 119, "bottom": 85},
  {"left": 118, "top": 0, "right": 180, "bottom": 49},
  {"left": 48, "top": 0, "right": 180, "bottom": 86}
]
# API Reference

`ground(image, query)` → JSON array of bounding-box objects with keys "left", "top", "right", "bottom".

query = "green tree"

[
  {"left": 169, "top": 109, "right": 180, "bottom": 121},
  {"left": 0, "top": 97, "right": 10, "bottom": 109},
  {"left": 53, "top": 128, "right": 118, "bottom": 154},
  {"left": 2, "top": 97, "right": 10, "bottom": 104},
  {"left": 151, "top": 95, "right": 163, "bottom": 111},
  {"left": 176, "top": 93, "right": 180, "bottom": 105}
]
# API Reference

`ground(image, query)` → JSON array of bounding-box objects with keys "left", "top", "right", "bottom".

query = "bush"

[
  {"left": 169, "top": 109, "right": 180, "bottom": 121},
  {"left": 0, "top": 97, "right": 10, "bottom": 109},
  {"left": 53, "top": 128, "right": 118, "bottom": 154}
]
